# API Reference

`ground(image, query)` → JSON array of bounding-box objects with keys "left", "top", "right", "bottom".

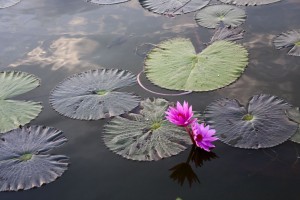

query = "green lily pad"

[
  {"left": 0, "top": 0, "right": 20, "bottom": 8},
  {"left": 205, "top": 94, "right": 298, "bottom": 149},
  {"left": 285, "top": 107, "right": 300, "bottom": 143},
  {"left": 84, "top": 0, "right": 129, "bottom": 5},
  {"left": 274, "top": 30, "right": 300, "bottom": 57},
  {"left": 0, "top": 71, "right": 42, "bottom": 133},
  {"left": 50, "top": 69, "right": 140, "bottom": 120},
  {"left": 103, "top": 98, "right": 192, "bottom": 161},
  {"left": 195, "top": 5, "right": 246, "bottom": 29},
  {"left": 0, "top": 125, "right": 69, "bottom": 191},
  {"left": 139, "top": 0, "right": 210, "bottom": 16},
  {"left": 219, "top": 0, "right": 281, "bottom": 6},
  {"left": 145, "top": 38, "right": 248, "bottom": 92}
]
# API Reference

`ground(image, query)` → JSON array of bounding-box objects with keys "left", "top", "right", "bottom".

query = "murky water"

[{"left": 0, "top": 0, "right": 300, "bottom": 199}]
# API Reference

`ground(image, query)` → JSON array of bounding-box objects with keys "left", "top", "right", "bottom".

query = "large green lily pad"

[
  {"left": 145, "top": 38, "right": 248, "bottom": 92},
  {"left": 50, "top": 69, "right": 140, "bottom": 120},
  {"left": 274, "top": 30, "right": 300, "bottom": 57},
  {"left": 0, "top": 0, "right": 20, "bottom": 8},
  {"left": 219, "top": 0, "right": 281, "bottom": 6},
  {"left": 103, "top": 98, "right": 192, "bottom": 161},
  {"left": 0, "top": 71, "right": 42, "bottom": 133},
  {"left": 84, "top": 0, "right": 129, "bottom": 5},
  {"left": 205, "top": 94, "right": 298, "bottom": 149},
  {"left": 195, "top": 5, "right": 246, "bottom": 29},
  {"left": 0, "top": 125, "right": 69, "bottom": 191},
  {"left": 139, "top": 0, "right": 210, "bottom": 16}
]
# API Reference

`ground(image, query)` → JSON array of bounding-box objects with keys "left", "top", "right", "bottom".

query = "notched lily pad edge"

[
  {"left": 0, "top": 70, "right": 41, "bottom": 88},
  {"left": 84, "top": 0, "right": 130, "bottom": 6},
  {"left": 144, "top": 38, "right": 249, "bottom": 92}
]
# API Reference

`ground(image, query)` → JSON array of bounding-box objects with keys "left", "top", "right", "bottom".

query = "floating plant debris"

[
  {"left": 274, "top": 30, "right": 300, "bottom": 57},
  {"left": 84, "top": 0, "right": 130, "bottom": 5},
  {"left": 205, "top": 94, "right": 298, "bottom": 149},
  {"left": 145, "top": 38, "right": 248, "bottom": 92},
  {"left": 50, "top": 69, "right": 140, "bottom": 120},
  {"left": 195, "top": 5, "right": 246, "bottom": 29},
  {"left": 0, "top": 71, "right": 42, "bottom": 133},
  {"left": 103, "top": 98, "right": 192, "bottom": 161},
  {"left": 0, "top": 0, "right": 20, "bottom": 9},
  {"left": 219, "top": 0, "right": 281, "bottom": 6},
  {"left": 0, "top": 125, "right": 69, "bottom": 191},
  {"left": 285, "top": 107, "right": 300, "bottom": 143},
  {"left": 210, "top": 26, "right": 245, "bottom": 43},
  {"left": 139, "top": 0, "right": 210, "bottom": 16}
]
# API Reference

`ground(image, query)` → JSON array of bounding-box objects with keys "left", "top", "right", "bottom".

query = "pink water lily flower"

[
  {"left": 165, "top": 101, "right": 196, "bottom": 127},
  {"left": 192, "top": 122, "right": 218, "bottom": 152}
]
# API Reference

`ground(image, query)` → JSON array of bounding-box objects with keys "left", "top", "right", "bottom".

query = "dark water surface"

[{"left": 1, "top": 0, "right": 300, "bottom": 199}]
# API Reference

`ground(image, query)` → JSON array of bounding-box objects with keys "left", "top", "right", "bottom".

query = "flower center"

[
  {"left": 195, "top": 133, "right": 203, "bottom": 142},
  {"left": 96, "top": 90, "right": 108, "bottom": 95},
  {"left": 19, "top": 153, "right": 33, "bottom": 161},
  {"left": 242, "top": 114, "right": 254, "bottom": 121},
  {"left": 295, "top": 41, "right": 300, "bottom": 46},
  {"left": 151, "top": 122, "right": 161, "bottom": 130}
]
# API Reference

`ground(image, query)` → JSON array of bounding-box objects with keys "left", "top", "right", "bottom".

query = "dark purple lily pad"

[
  {"left": 0, "top": 125, "right": 69, "bottom": 191},
  {"left": 50, "top": 69, "right": 140, "bottom": 120},
  {"left": 84, "top": 0, "right": 129, "bottom": 5},
  {"left": 274, "top": 30, "right": 300, "bottom": 57},
  {"left": 139, "top": 0, "right": 210, "bottom": 16},
  {"left": 285, "top": 107, "right": 300, "bottom": 143},
  {"left": 205, "top": 94, "right": 298, "bottom": 149}
]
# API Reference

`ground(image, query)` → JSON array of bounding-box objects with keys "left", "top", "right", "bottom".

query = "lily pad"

[
  {"left": 0, "top": 71, "right": 42, "bottom": 133},
  {"left": 219, "top": 0, "right": 281, "bottom": 6},
  {"left": 274, "top": 30, "right": 300, "bottom": 57},
  {"left": 195, "top": 5, "right": 246, "bottom": 29},
  {"left": 0, "top": 0, "right": 20, "bottom": 8},
  {"left": 285, "top": 107, "right": 300, "bottom": 143},
  {"left": 205, "top": 94, "right": 298, "bottom": 149},
  {"left": 0, "top": 125, "right": 69, "bottom": 191},
  {"left": 103, "top": 98, "right": 192, "bottom": 161},
  {"left": 50, "top": 69, "right": 140, "bottom": 120},
  {"left": 84, "top": 0, "right": 129, "bottom": 5},
  {"left": 145, "top": 38, "right": 248, "bottom": 92},
  {"left": 139, "top": 0, "right": 210, "bottom": 16},
  {"left": 210, "top": 26, "right": 245, "bottom": 43}
]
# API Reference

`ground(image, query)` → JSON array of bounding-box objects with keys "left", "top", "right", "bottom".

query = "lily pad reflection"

[
  {"left": 205, "top": 94, "right": 298, "bottom": 149},
  {"left": 50, "top": 69, "right": 140, "bottom": 120},
  {"left": 0, "top": 125, "right": 69, "bottom": 191},
  {"left": 103, "top": 98, "right": 192, "bottom": 161}
]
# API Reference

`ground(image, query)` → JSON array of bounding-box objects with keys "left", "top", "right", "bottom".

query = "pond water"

[{"left": 0, "top": 0, "right": 300, "bottom": 199}]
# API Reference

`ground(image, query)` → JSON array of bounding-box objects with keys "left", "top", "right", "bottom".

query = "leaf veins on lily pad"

[
  {"left": 0, "top": 125, "right": 69, "bottom": 191},
  {"left": 195, "top": 5, "right": 246, "bottom": 29},
  {"left": 50, "top": 69, "right": 140, "bottom": 120},
  {"left": 139, "top": 0, "right": 210, "bottom": 16},
  {"left": 274, "top": 30, "right": 300, "bottom": 57},
  {"left": 219, "top": 0, "right": 281, "bottom": 6},
  {"left": 103, "top": 98, "right": 192, "bottom": 161},
  {"left": 210, "top": 26, "right": 245, "bottom": 43},
  {"left": 285, "top": 107, "right": 300, "bottom": 143},
  {"left": 145, "top": 38, "right": 248, "bottom": 92},
  {"left": 84, "top": 0, "right": 130, "bottom": 5},
  {"left": 205, "top": 94, "right": 298, "bottom": 149},
  {"left": 0, "top": 0, "right": 20, "bottom": 8},
  {"left": 0, "top": 71, "right": 42, "bottom": 133}
]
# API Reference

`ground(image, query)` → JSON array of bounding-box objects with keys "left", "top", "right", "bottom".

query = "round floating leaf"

[
  {"left": 139, "top": 0, "right": 210, "bottom": 16},
  {"left": 0, "top": 125, "right": 69, "bottom": 191},
  {"left": 210, "top": 27, "right": 245, "bottom": 43},
  {"left": 84, "top": 0, "right": 129, "bottom": 5},
  {"left": 0, "top": 71, "right": 42, "bottom": 133},
  {"left": 205, "top": 94, "right": 298, "bottom": 149},
  {"left": 50, "top": 69, "right": 140, "bottom": 120},
  {"left": 274, "top": 30, "right": 300, "bottom": 57},
  {"left": 285, "top": 107, "right": 300, "bottom": 143},
  {"left": 0, "top": 0, "right": 20, "bottom": 8},
  {"left": 145, "top": 38, "right": 248, "bottom": 92},
  {"left": 103, "top": 98, "right": 192, "bottom": 161},
  {"left": 195, "top": 5, "right": 246, "bottom": 29},
  {"left": 219, "top": 0, "right": 281, "bottom": 6}
]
